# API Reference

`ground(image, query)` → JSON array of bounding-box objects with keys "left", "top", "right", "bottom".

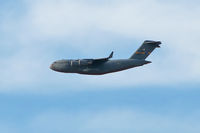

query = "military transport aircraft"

[{"left": 50, "top": 40, "right": 161, "bottom": 75}]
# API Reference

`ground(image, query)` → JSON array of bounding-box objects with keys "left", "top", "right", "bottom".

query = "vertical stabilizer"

[{"left": 130, "top": 40, "right": 161, "bottom": 60}]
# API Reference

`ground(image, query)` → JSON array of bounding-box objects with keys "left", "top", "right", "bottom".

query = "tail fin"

[{"left": 130, "top": 40, "right": 161, "bottom": 60}]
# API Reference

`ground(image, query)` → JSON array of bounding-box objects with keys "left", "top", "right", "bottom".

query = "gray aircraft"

[{"left": 50, "top": 40, "right": 161, "bottom": 75}]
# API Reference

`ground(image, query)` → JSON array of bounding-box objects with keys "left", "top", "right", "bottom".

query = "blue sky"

[{"left": 0, "top": 0, "right": 200, "bottom": 133}]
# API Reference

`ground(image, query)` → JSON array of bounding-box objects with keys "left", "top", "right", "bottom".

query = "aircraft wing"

[{"left": 92, "top": 51, "right": 113, "bottom": 63}]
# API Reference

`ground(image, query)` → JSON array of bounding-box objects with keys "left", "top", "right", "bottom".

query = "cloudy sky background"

[{"left": 0, "top": 0, "right": 200, "bottom": 132}]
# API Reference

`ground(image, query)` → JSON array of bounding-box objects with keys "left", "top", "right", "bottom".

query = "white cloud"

[
  {"left": 24, "top": 109, "right": 200, "bottom": 133},
  {"left": 1, "top": 0, "right": 200, "bottom": 92}
]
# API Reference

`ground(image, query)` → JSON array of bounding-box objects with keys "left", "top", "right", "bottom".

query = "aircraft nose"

[{"left": 50, "top": 63, "right": 54, "bottom": 70}]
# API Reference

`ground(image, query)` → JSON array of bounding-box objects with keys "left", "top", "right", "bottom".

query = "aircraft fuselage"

[{"left": 50, "top": 59, "right": 151, "bottom": 75}]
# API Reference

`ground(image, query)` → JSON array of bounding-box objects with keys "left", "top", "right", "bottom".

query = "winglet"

[
  {"left": 108, "top": 51, "right": 114, "bottom": 59},
  {"left": 92, "top": 51, "right": 114, "bottom": 64}
]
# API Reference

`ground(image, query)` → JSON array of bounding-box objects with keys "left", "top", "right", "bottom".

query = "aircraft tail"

[{"left": 130, "top": 40, "right": 161, "bottom": 60}]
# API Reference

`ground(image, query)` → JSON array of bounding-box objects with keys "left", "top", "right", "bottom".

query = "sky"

[{"left": 0, "top": 0, "right": 200, "bottom": 132}]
